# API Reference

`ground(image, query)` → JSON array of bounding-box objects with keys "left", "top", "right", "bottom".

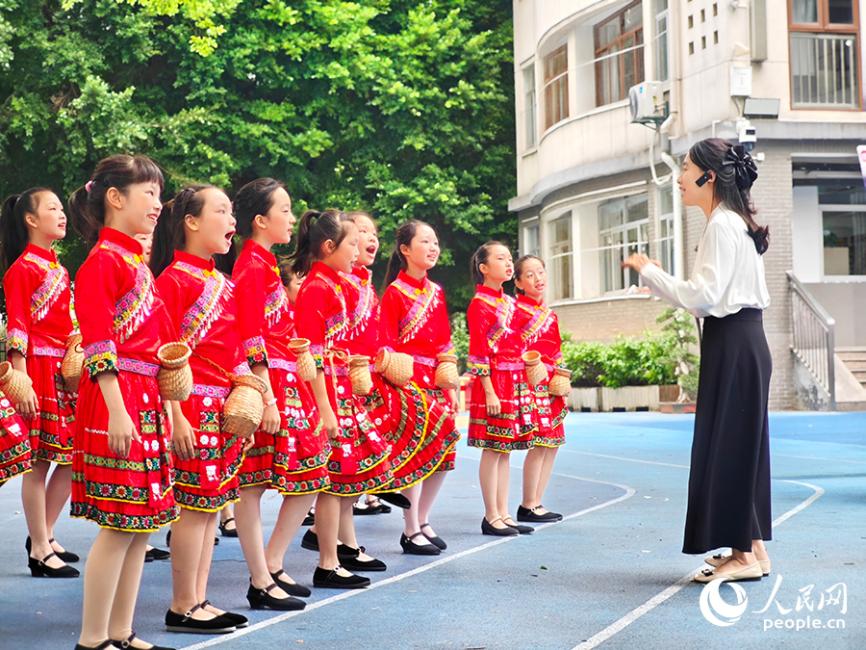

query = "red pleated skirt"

[
  {"left": 0, "top": 391, "right": 31, "bottom": 486},
  {"left": 25, "top": 351, "right": 76, "bottom": 464},
  {"left": 71, "top": 364, "right": 178, "bottom": 532},
  {"left": 468, "top": 357, "right": 537, "bottom": 453},
  {"left": 237, "top": 359, "right": 330, "bottom": 495}
]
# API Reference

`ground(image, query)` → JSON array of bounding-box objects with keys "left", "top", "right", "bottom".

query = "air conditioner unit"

[{"left": 629, "top": 81, "right": 666, "bottom": 124}]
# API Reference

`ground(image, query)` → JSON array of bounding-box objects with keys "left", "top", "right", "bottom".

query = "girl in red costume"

[
  {"left": 1, "top": 187, "right": 79, "bottom": 578},
  {"left": 512, "top": 255, "right": 566, "bottom": 524},
  {"left": 379, "top": 220, "right": 461, "bottom": 553},
  {"left": 467, "top": 241, "right": 537, "bottom": 537}
]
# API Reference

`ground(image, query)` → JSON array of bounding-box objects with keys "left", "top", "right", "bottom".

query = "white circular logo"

[{"left": 699, "top": 578, "right": 748, "bottom": 627}]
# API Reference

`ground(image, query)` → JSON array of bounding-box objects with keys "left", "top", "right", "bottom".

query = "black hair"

[
  {"left": 277, "top": 255, "right": 295, "bottom": 288},
  {"left": 470, "top": 240, "right": 508, "bottom": 285},
  {"left": 689, "top": 138, "right": 769, "bottom": 254},
  {"left": 513, "top": 254, "right": 545, "bottom": 295},
  {"left": 0, "top": 187, "right": 53, "bottom": 275},
  {"left": 216, "top": 177, "right": 287, "bottom": 275},
  {"left": 382, "top": 219, "right": 433, "bottom": 289},
  {"left": 289, "top": 209, "right": 354, "bottom": 277},
  {"left": 67, "top": 154, "right": 164, "bottom": 246},
  {"left": 149, "top": 184, "right": 217, "bottom": 277}
]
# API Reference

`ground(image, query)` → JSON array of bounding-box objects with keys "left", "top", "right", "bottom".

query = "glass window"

[
  {"left": 594, "top": 0, "right": 645, "bottom": 106},
  {"left": 828, "top": 0, "right": 854, "bottom": 24},
  {"left": 658, "top": 187, "right": 675, "bottom": 277},
  {"left": 793, "top": 0, "right": 818, "bottom": 23},
  {"left": 597, "top": 194, "right": 649, "bottom": 292},
  {"left": 523, "top": 64, "right": 537, "bottom": 149},
  {"left": 543, "top": 45, "right": 569, "bottom": 130},
  {"left": 548, "top": 214, "right": 573, "bottom": 300},
  {"left": 823, "top": 211, "right": 866, "bottom": 275},
  {"left": 655, "top": 0, "right": 669, "bottom": 81},
  {"left": 522, "top": 223, "right": 540, "bottom": 258}
]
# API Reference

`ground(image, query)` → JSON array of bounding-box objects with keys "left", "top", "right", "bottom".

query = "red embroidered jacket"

[
  {"left": 74, "top": 228, "right": 171, "bottom": 378},
  {"left": 466, "top": 284, "right": 522, "bottom": 376},
  {"left": 295, "top": 261, "right": 349, "bottom": 366},
  {"left": 341, "top": 265, "right": 379, "bottom": 358},
  {"left": 156, "top": 251, "right": 250, "bottom": 387},
  {"left": 3, "top": 243, "right": 76, "bottom": 356},
  {"left": 512, "top": 294, "right": 565, "bottom": 371},
  {"left": 379, "top": 270, "right": 454, "bottom": 362},
  {"left": 232, "top": 239, "right": 294, "bottom": 367}
]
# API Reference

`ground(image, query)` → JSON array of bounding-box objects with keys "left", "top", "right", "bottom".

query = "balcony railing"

[
  {"left": 790, "top": 32, "right": 860, "bottom": 109},
  {"left": 788, "top": 271, "right": 836, "bottom": 409}
]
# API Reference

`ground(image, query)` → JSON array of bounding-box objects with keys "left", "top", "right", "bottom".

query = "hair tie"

[
  {"left": 85, "top": 180, "right": 94, "bottom": 194},
  {"left": 721, "top": 144, "right": 758, "bottom": 191}
]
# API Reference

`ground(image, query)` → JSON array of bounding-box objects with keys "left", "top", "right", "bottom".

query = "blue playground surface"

[{"left": 1, "top": 411, "right": 863, "bottom": 649}]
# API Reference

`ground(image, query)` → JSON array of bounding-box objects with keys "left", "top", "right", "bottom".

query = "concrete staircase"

[{"left": 835, "top": 347, "right": 866, "bottom": 411}]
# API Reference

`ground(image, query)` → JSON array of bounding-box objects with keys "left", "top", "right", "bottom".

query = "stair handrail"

[{"left": 787, "top": 270, "right": 836, "bottom": 409}]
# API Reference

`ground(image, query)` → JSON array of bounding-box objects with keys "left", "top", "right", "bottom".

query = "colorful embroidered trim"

[
  {"left": 467, "top": 355, "right": 490, "bottom": 377},
  {"left": 23, "top": 252, "right": 68, "bottom": 322},
  {"left": 243, "top": 335, "right": 268, "bottom": 367},
  {"left": 83, "top": 339, "right": 118, "bottom": 377},
  {"left": 318, "top": 272, "right": 348, "bottom": 344},
  {"left": 191, "top": 384, "right": 231, "bottom": 399},
  {"left": 393, "top": 277, "right": 440, "bottom": 343},
  {"left": 99, "top": 241, "right": 155, "bottom": 342},
  {"left": 516, "top": 301, "right": 555, "bottom": 344},
  {"left": 264, "top": 283, "right": 288, "bottom": 328},
  {"left": 175, "top": 262, "right": 231, "bottom": 346},
  {"left": 31, "top": 345, "right": 65, "bottom": 358},
  {"left": 343, "top": 272, "right": 375, "bottom": 338},
  {"left": 6, "top": 328, "right": 28, "bottom": 356},
  {"left": 117, "top": 358, "right": 159, "bottom": 377},
  {"left": 475, "top": 292, "right": 515, "bottom": 353},
  {"left": 269, "top": 358, "right": 298, "bottom": 373},
  {"left": 309, "top": 344, "right": 325, "bottom": 370}
]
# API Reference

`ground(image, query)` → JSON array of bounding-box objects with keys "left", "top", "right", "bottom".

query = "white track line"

[
  {"left": 560, "top": 449, "right": 690, "bottom": 469},
  {"left": 571, "top": 479, "right": 825, "bottom": 649},
  {"left": 181, "top": 473, "right": 636, "bottom": 650}
]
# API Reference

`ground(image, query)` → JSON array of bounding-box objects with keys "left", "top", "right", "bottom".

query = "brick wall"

[{"left": 554, "top": 296, "right": 670, "bottom": 342}]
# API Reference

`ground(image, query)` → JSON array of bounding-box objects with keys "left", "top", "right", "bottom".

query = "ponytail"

[
  {"left": 382, "top": 219, "right": 430, "bottom": 290},
  {"left": 0, "top": 188, "right": 51, "bottom": 275},
  {"left": 149, "top": 185, "right": 214, "bottom": 277},
  {"left": 222, "top": 177, "right": 288, "bottom": 275},
  {"left": 289, "top": 209, "right": 353, "bottom": 277},
  {"left": 689, "top": 138, "right": 769, "bottom": 254},
  {"left": 68, "top": 154, "right": 164, "bottom": 247}
]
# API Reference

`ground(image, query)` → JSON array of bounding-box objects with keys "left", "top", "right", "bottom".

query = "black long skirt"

[{"left": 682, "top": 308, "right": 772, "bottom": 554}]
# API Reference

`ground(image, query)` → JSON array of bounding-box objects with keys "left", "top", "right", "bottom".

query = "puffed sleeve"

[
  {"left": 295, "top": 281, "right": 329, "bottom": 369},
  {"left": 640, "top": 220, "right": 736, "bottom": 313},
  {"left": 232, "top": 261, "right": 269, "bottom": 368},
  {"left": 466, "top": 297, "right": 492, "bottom": 377},
  {"left": 377, "top": 286, "right": 401, "bottom": 352},
  {"left": 75, "top": 251, "right": 123, "bottom": 379},
  {"left": 2, "top": 262, "right": 37, "bottom": 357}
]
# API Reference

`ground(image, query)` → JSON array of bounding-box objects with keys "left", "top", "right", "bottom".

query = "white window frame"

[
  {"left": 542, "top": 44, "right": 569, "bottom": 131},
  {"left": 598, "top": 194, "right": 650, "bottom": 293},
  {"left": 548, "top": 212, "right": 574, "bottom": 300},
  {"left": 522, "top": 63, "right": 538, "bottom": 151}
]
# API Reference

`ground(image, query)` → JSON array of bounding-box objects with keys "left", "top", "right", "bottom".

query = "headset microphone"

[{"left": 696, "top": 171, "right": 712, "bottom": 187}]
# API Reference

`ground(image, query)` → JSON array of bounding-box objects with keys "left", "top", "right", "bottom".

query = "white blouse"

[{"left": 640, "top": 205, "right": 770, "bottom": 318}]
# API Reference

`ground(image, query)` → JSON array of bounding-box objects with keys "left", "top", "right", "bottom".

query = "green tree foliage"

[{"left": 0, "top": 0, "right": 515, "bottom": 308}]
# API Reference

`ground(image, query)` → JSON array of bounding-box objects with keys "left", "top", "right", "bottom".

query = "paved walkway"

[{"left": 1, "top": 412, "right": 863, "bottom": 649}]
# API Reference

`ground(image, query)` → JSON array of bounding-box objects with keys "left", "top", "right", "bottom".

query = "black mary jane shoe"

[
  {"left": 516, "top": 504, "right": 561, "bottom": 523},
  {"left": 246, "top": 581, "right": 306, "bottom": 611},
  {"left": 270, "top": 569, "right": 312, "bottom": 598},
  {"left": 218, "top": 517, "right": 239, "bottom": 538},
  {"left": 112, "top": 631, "right": 176, "bottom": 649},
  {"left": 300, "top": 529, "right": 319, "bottom": 551},
  {"left": 400, "top": 532, "right": 440, "bottom": 556},
  {"left": 27, "top": 536, "right": 80, "bottom": 563},
  {"left": 74, "top": 641, "right": 116, "bottom": 650},
  {"left": 201, "top": 600, "right": 248, "bottom": 629},
  {"left": 503, "top": 517, "right": 534, "bottom": 535},
  {"left": 313, "top": 565, "right": 370, "bottom": 589},
  {"left": 302, "top": 509, "right": 315, "bottom": 526},
  {"left": 165, "top": 604, "right": 236, "bottom": 634},
  {"left": 145, "top": 546, "right": 171, "bottom": 562},
  {"left": 419, "top": 523, "right": 447, "bottom": 550},
  {"left": 481, "top": 517, "right": 519, "bottom": 537},
  {"left": 374, "top": 491, "right": 411, "bottom": 509},
  {"left": 338, "top": 545, "right": 387, "bottom": 572},
  {"left": 29, "top": 552, "right": 80, "bottom": 578}
]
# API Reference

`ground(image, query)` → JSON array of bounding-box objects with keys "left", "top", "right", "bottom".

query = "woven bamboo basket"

[
  {"left": 0, "top": 361, "right": 33, "bottom": 403},
  {"left": 60, "top": 334, "right": 84, "bottom": 392},
  {"left": 549, "top": 367, "right": 572, "bottom": 397},
  {"left": 434, "top": 353, "right": 460, "bottom": 390},
  {"left": 289, "top": 338, "right": 318, "bottom": 382},
  {"left": 374, "top": 349, "right": 413, "bottom": 387},
  {"left": 348, "top": 355, "right": 373, "bottom": 396},
  {"left": 223, "top": 374, "right": 267, "bottom": 437},
  {"left": 156, "top": 342, "right": 193, "bottom": 401},
  {"left": 522, "top": 350, "right": 548, "bottom": 386}
]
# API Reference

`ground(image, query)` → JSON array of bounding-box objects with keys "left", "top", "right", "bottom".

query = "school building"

[{"left": 510, "top": 0, "right": 866, "bottom": 409}]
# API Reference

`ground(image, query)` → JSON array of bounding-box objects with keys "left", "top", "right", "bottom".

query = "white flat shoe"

[
  {"left": 694, "top": 561, "right": 763, "bottom": 583},
  {"left": 705, "top": 553, "right": 771, "bottom": 575}
]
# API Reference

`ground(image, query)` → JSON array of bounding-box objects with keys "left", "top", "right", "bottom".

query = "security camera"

[{"left": 737, "top": 118, "right": 756, "bottom": 153}]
